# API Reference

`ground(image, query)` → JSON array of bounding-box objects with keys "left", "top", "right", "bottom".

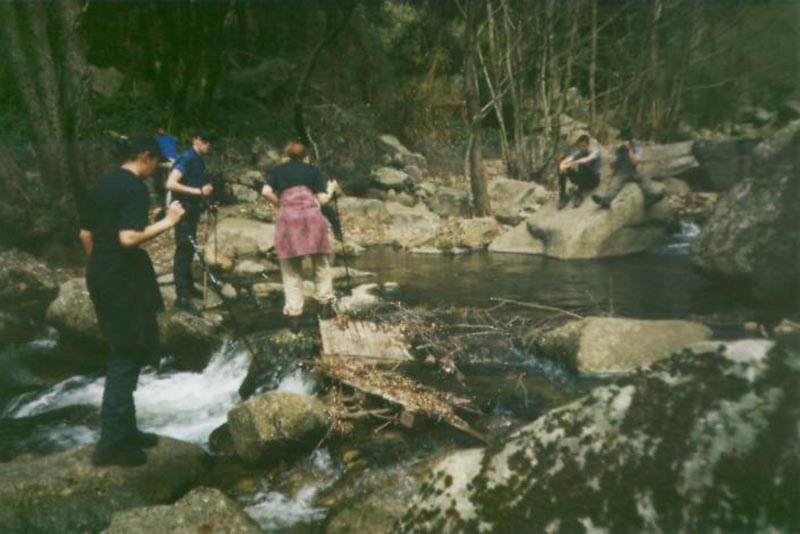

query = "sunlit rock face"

[{"left": 399, "top": 340, "right": 799, "bottom": 533}]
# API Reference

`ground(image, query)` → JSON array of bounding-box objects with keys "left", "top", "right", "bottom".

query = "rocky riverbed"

[{"left": 0, "top": 127, "right": 797, "bottom": 532}]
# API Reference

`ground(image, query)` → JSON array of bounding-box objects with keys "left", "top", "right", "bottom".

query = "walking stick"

[{"left": 187, "top": 235, "right": 259, "bottom": 359}]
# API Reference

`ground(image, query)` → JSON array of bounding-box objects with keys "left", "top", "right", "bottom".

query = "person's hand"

[
  {"left": 201, "top": 184, "right": 214, "bottom": 196},
  {"left": 166, "top": 201, "right": 185, "bottom": 225}
]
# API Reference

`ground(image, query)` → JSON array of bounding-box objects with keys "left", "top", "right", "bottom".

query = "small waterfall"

[
  {"left": 663, "top": 220, "right": 702, "bottom": 255},
  {"left": 6, "top": 340, "right": 251, "bottom": 447},
  {"left": 244, "top": 448, "right": 338, "bottom": 531}
]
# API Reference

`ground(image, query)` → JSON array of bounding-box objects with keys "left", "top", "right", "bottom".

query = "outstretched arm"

[
  {"left": 166, "top": 168, "right": 213, "bottom": 197},
  {"left": 118, "top": 201, "right": 185, "bottom": 248},
  {"left": 261, "top": 184, "right": 279, "bottom": 207}
]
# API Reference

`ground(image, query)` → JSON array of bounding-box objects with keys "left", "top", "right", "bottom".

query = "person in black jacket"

[{"left": 79, "top": 136, "right": 185, "bottom": 466}]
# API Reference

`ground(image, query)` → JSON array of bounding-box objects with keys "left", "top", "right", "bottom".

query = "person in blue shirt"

[
  {"left": 165, "top": 129, "right": 215, "bottom": 313},
  {"left": 592, "top": 127, "right": 664, "bottom": 209},
  {"left": 558, "top": 134, "right": 601, "bottom": 209},
  {"left": 154, "top": 128, "right": 179, "bottom": 162}
]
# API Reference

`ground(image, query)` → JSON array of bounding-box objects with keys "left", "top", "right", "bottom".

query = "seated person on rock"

[
  {"left": 592, "top": 127, "right": 664, "bottom": 209},
  {"left": 558, "top": 134, "right": 601, "bottom": 209}
]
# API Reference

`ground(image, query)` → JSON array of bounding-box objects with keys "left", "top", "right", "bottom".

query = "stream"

[{"left": 0, "top": 222, "right": 771, "bottom": 531}]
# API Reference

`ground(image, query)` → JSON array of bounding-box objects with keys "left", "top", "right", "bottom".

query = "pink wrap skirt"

[{"left": 274, "top": 186, "right": 332, "bottom": 260}]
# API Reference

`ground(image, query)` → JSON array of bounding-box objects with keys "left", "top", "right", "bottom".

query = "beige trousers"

[{"left": 279, "top": 254, "right": 334, "bottom": 317}]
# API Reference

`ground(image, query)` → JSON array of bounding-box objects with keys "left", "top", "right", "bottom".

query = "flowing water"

[{"left": 0, "top": 223, "right": 772, "bottom": 530}]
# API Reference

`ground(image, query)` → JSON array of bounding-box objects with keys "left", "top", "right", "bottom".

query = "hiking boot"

[
  {"left": 91, "top": 444, "right": 147, "bottom": 467},
  {"left": 592, "top": 194, "right": 611, "bottom": 209},
  {"left": 136, "top": 431, "right": 159, "bottom": 449},
  {"left": 557, "top": 195, "right": 569, "bottom": 210},
  {"left": 572, "top": 192, "right": 585, "bottom": 208},
  {"left": 175, "top": 297, "right": 200, "bottom": 315}
]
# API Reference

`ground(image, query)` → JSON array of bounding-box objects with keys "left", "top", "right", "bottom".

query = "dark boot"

[
  {"left": 592, "top": 194, "right": 611, "bottom": 209},
  {"left": 136, "top": 431, "right": 159, "bottom": 449},
  {"left": 288, "top": 315, "right": 302, "bottom": 333}
]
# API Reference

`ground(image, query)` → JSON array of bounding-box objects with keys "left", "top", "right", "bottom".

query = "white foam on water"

[
  {"left": 244, "top": 449, "right": 336, "bottom": 531},
  {"left": 277, "top": 368, "right": 316, "bottom": 395},
  {"left": 8, "top": 341, "right": 250, "bottom": 446}
]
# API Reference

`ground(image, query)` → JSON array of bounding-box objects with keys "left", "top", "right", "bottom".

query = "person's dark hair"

[
  {"left": 284, "top": 142, "right": 308, "bottom": 161},
  {"left": 577, "top": 134, "right": 591, "bottom": 144},
  {"left": 114, "top": 135, "right": 163, "bottom": 163},
  {"left": 193, "top": 128, "right": 217, "bottom": 143}
]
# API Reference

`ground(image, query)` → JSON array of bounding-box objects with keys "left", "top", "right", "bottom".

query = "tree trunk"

[
  {"left": 0, "top": 0, "right": 94, "bottom": 243},
  {"left": 464, "top": 0, "right": 491, "bottom": 216}
]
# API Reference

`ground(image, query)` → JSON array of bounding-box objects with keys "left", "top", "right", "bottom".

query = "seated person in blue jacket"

[{"left": 557, "top": 134, "right": 601, "bottom": 209}]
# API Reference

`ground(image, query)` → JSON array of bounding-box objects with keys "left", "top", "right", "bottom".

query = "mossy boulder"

[
  {"left": 0, "top": 437, "right": 208, "bottom": 533},
  {"left": 399, "top": 340, "right": 799, "bottom": 532}
]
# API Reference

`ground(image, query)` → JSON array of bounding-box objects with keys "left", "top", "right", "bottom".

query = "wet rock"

[
  {"left": 161, "top": 311, "right": 225, "bottom": 371},
  {"left": 424, "top": 186, "right": 471, "bottom": 218},
  {"left": 0, "top": 437, "right": 208, "bottom": 533},
  {"left": 105, "top": 486, "right": 263, "bottom": 534},
  {"left": 529, "top": 317, "right": 713, "bottom": 374},
  {"left": 489, "top": 184, "right": 674, "bottom": 259},
  {"left": 0, "top": 249, "right": 59, "bottom": 319},
  {"left": 662, "top": 177, "right": 692, "bottom": 196},
  {"left": 335, "top": 283, "right": 383, "bottom": 316},
  {"left": 208, "top": 423, "right": 237, "bottom": 456},
  {"left": 492, "top": 205, "right": 526, "bottom": 226},
  {"left": 691, "top": 138, "right": 757, "bottom": 191},
  {"left": 0, "top": 347, "right": 49, "bottom": 394},
  {"left": 227, "top": 391, "right": 329, "bottom": 465},
  {"left": 238, "top": 329, "right": 318, "bottom": 399},
  {"left": 372, "top": 167, "right": 415, "bottom": 193},
  {"left": 214, "top": 218, "right": 276, "bottom": 259},
  {"left": 691, "top": 135, "right": 800, "bottom": 303},
  {"left": 45, "top": 277, "right": 101, "bottom": 344},
  {"left": 400, "top": 341, "right": 800, "bottom": 532},
  {"left": 455, "top": 218, "right": 502, "bottom": 249}
]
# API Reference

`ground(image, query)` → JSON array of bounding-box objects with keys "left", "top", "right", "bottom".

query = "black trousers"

[
  {"left": 98, "top": 346, "right": 142, "bottom": 448},
  {"left": 173, "top": 210, "right": 199, "bottom": 299},
  {"left": 559, "top": 166, "right": 600, "bottom": 196}
]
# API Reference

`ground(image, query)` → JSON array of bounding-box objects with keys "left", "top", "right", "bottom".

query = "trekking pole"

[
  {"left": 331, "top": 195, "right": 353, "bottom": 292},
  {"left": 187, "top": 235, "right": 259, "bottom": 359}
]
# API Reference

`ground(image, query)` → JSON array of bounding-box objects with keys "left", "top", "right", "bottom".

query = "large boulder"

[
  {"left": 45, "top": 277, "right": 101, "bottom": 343},
  {"left": 0, "top": 249, "right": 59, "bottom": 319},
  {"left": 487, "top": 177, "right": 550, "bottom": 215},
  {"left": 0, "top": 437, "right": 208, "bottom": 533},
  {"left": 238, "top": 329, "right": 319, "bottom": 400},
  {"left": 638, "top": 141, "right": 701, "bottom": 181},
  {"left": 227, "top": 390, "right": 329, "bottom": 464},
  {"left": 691, "top": 138, "right": 757, "bottom": 191},
  {"left": 105, "top": 487, "right": 263, "bottom": 534},
  {"left": 528, "top": 317, "right": 713, "bottom": 374},
  {"left": 691, "top": 136, "right": 800, "bottom": 303},
  {"left": 424, "top": 186, "right": 471, "bottom": 218},
  {"left": 489, "top": 184, "right": 674, "bottom": 259},
  {"left": 455, "top": 217, "right": 502, "bottom": 249},
  {"left": 213, "top": 218, "right": 275, "bottom": 259},
  {"left": 160, "top": 311, "right": 225, "bottom": 371},
  {"left": 399, "top": 340, "right": 799, "bottom": 532},
  {"left": 384, "top": 202, "right": 440, "bottom": 230}
]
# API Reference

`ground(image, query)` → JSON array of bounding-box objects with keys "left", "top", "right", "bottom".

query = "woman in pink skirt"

[{"left": 261, "top": 142, "right": 339, "bottom": 325}]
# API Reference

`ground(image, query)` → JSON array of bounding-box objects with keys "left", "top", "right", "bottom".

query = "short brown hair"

[
  {"left": 284, "top": 142, "right": 308, "bottom": 161},
  {"left": 577, "top": 134, "right": 590, "bottom": 144}
]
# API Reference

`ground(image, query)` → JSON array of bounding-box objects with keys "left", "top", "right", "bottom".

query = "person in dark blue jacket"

[{"left": 165, "top": 129, "right": 215, "bottom": 313}]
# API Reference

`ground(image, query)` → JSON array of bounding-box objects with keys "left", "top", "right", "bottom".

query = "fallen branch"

[{"left": 488, "top": 298, "right": 584, "bottom": 319}]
